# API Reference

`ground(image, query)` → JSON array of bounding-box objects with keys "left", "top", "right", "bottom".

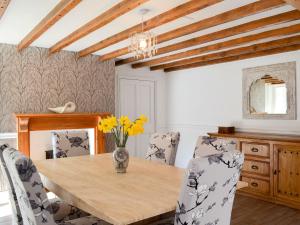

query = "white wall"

[{"left": 166, "top": 50, "right": 300, "bottom": 168}]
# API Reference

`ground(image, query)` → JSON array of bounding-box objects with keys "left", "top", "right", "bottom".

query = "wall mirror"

[{"left": 243, "top": 62, "right": 296, "bottom": 120}]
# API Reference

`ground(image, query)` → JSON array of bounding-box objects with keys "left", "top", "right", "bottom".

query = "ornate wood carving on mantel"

[{"left": 15, "top": 113, "right": 110, "bottom": 157}]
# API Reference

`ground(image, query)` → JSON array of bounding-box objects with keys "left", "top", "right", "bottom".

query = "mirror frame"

[{"left": 243, "top": 61, "right": 296, "bottom": 120}]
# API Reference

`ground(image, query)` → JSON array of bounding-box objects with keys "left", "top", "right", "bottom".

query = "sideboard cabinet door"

[{"left": 274, "top": 145, "right": 300, "bottom": 204}]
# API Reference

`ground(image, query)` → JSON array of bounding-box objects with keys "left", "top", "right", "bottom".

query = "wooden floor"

[
  {"left": 1, "top": 194, "right": 300, "bottom": 225},
  {"left": 232, "top": 195, "right": 300, "bottom": 225}
]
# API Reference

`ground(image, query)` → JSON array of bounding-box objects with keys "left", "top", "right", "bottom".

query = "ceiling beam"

[
  {"left": 17, "top": 0, "right": 81, "bottom": 51},
  {"left": 102, "top": 0, "right": 286, "bottom": 62},
  {"left": 78, "top": 0, "right": 223, "bottom": 57},
  {"left": 151, "top": 35, "right": 300, "bottom": 71},
  {"left": 0, "top": 0, "right": 11, "bottom": 19},
  {"left": 284, "top": 0, "right": 300, "bottom": 10},
  {"left": 129, "top": 10, "right": 300, "bottom": 68},
  {"left": 49, "top": 0, "right": 149, "bottom": 54},
  {"left": 164, "top": 44, "right": 300, "bottom": 72}
]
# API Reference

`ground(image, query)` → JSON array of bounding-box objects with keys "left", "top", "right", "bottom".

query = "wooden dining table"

[{"left": 35, "top": 154, "right": 248, "bottom": 225}]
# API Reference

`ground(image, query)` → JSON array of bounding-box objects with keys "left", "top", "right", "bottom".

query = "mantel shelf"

[{"left": 15, "top": 112, "right": 109, "bottom": 118}]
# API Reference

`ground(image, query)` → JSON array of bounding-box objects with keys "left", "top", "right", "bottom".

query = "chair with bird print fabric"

[
  {"left": 175, "top": 150, "right": 244, "bottom": 225},
  {"left": 1, "top": 144, "right": 91, "bottom": 225},
  {"left": 0, "top": 144, "right": 23, "bottom": 225},
  {"left": 145, "top": 132, "right": 180, "bottom": 165},
  {"left": 52, "top": 130, "right": 90, "bottom": 159},
  {"left": 2, "top": 146, "right": 106, "bottom": 225},
  {"left": 193, "top": 136, "right": 237, "bottom": 159}
]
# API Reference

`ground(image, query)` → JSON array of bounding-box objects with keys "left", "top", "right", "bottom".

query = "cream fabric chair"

[
  {"left": 0, "top": 144, "right": 23, "bottom": 225},
  {"left": 193, "top": 136, "right": 237, "bottom": 158},
  {"left": 2, "top": 146, "right": 106, "bottom": 225},
  {"left": 175, "top": 150, "right": 244, "bottom": 225},
  {"left": 145, "top": 132, "right": 180, "bottom": 165},
  {"left": 52, "top": 130, "right": 90, "bottom": 159},
  {"left": 1, "top": 144, "right": 91, "bottom": 225}
]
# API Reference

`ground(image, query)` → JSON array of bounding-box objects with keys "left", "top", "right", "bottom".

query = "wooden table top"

[{"left": 35, "top": 154, "right": 247, "bottom": 225}]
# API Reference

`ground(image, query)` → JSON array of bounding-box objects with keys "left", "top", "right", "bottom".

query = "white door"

[{"left": 118, "top": 78, "right": 155, "bottom": 158}]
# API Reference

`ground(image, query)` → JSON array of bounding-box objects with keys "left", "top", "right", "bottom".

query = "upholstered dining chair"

[
  {"left": 0, "top": 144, "right": 23, "bottom": 225},
  {"left": 1, "top": 144, "right": 67, "bottom": 225},
  {"left": 52, "top": 130, "right": 90, "bottom": 159},
  {"left": 193, "top": 136, "right": 237, "bottom": 158},
  {"left": 145, "top": 132, "right": 180, "bottom": 165},
  {"left": 2, "top": 146, "right": 105, "bottom": 225},
  {"left": 175, "top": 150, "right": 244, "bottom": 225}
]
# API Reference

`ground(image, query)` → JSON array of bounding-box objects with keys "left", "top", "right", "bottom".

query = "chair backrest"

[
  {"left": 193, "top": 136, "right": 236, "bottom": 158},
  {"left": 175, "top": 150, "right": 244, "bottom": 225},
  {"left": 0, "top": 144, "right": 23, "bottom": 225},
  {"left": 52, "top": 130, "right": 90, "bottom": 158},
  {"left": 145, "top": 132, "right": 180, "bottom": 165},
  {"left": 3, "top": 147, "right": 56, "bottom": 225}
]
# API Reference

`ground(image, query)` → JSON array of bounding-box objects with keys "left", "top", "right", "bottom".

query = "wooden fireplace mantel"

[{"left": 15, "top": 113, "right": 110, "bottom": 157}]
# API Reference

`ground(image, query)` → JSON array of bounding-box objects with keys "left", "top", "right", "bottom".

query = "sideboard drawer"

[
  {"left": 242, "top": 142, "right": 270, "bottom": 158},
  {"left": 241, "top": 176, "right": 270, "bottom": 194},
  {"left": 243, "top": 160, "right": 269, "bottom": 176}
]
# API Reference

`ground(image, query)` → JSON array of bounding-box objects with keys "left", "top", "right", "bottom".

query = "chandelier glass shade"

[
  {"left": 129, "top": 10, "right": 157, "bottom": 59},
  {"left": 129, "top": 31, "right": 157, "bottom": 59}
]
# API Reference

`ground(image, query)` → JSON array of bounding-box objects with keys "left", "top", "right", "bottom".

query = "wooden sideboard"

[
  {"left": 15, "top": 113, "right": 110, "bottom": 156},
  {"left": 208, "top": 132, "right": 300, "bottom": 209}
]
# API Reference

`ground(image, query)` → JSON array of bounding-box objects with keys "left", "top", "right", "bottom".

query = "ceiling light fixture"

[{"left": 129, "top": 9, "right": 157, "bottom": 59}]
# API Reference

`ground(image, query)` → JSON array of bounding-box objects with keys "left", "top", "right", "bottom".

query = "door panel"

[
  {"left": 136, "top": 81, "right": 155, "bottom": 132},
  {"left": 119, "top": 79, "right": 137, "bottom": 156},
  {"left": 136, "top": 80, "right": 155, "bottom": 157},
  {"left": 118, "top": 78, "right": 155, "bottom": 158}
]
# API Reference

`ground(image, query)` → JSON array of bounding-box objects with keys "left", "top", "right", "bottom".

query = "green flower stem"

[
  {"left": 112, "top": 128, "right": 120, "bottom": 147},
  {"left": 110, "top": 121, "right": 135, "bottom": 148}
]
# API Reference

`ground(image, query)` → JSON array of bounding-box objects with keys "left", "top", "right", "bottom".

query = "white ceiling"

[{"left": 0, "top": 0, "right": 296, "bottom": 59}]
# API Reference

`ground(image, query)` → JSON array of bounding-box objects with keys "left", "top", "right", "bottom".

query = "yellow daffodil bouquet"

[{"left": 98, "top": 115, "right": 148, "bottom": 147}]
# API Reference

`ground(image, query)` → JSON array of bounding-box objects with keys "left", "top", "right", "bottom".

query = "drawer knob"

[
  {"left": 251, "top": 165, "right": 259, "bottom": 170},
  {"left": 251, "top": 147, "right": 259, "bottom": 153},
  {"left": 251, "top": 182, "right": 258, "bottom": 187}
]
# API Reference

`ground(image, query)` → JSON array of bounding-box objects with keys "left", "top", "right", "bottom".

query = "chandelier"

[{"left": 129, "top": 9, "right": 157, "bottom": 59}]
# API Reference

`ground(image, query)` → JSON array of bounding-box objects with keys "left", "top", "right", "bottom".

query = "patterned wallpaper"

[
  {"left": 0, "top": 43, "right": 115, "bottom": 133},
  {"left": 0, "top": 44, "right": 115, "bottom": 190}
]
